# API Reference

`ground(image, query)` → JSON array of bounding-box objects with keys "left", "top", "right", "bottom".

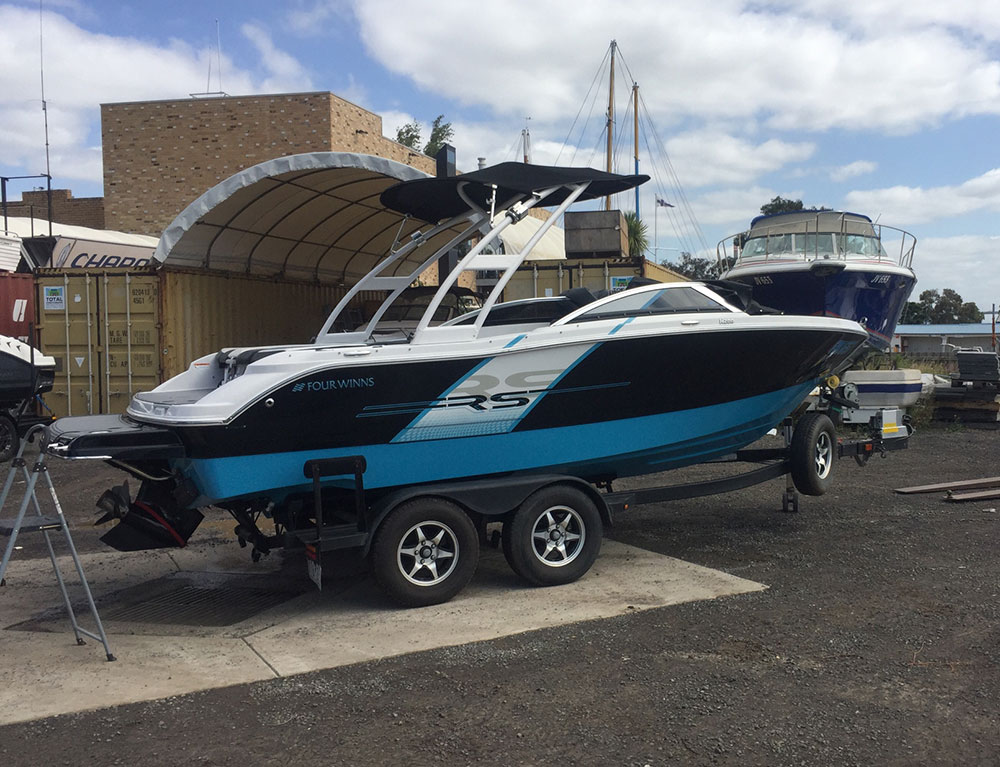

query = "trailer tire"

[
  {"left": 371, "top": 497, "right": 479, "bottom": 607},
  {"left": 791, "top": 412, "right": 836, "bottom": 496},
  {"left": 0, "top": 414, "right": 17, "bottom": 463},
  {"left": 502, "top": 485, "right": 602, "bottom": 587}
]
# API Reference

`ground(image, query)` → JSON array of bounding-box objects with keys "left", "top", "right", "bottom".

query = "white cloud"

[
  {"left": 845, "top": 168, "right": 1000, "bottom": 225},
  {"left": 0, "top": 6, "right": 312, "bottom": 184},
  {"left": 688, "top": 186, "right": 780, "bottom": 228},
  {"left": 351, "top": 0, "right": 1000, "bottom": 134},
  {"left": 241, "top": 23, "right": 315, "bottom": 93},
  {"left": 776, "top": 0, "right": 1000, "bottom": 44},
  {"left": 830, "top": 161, "right": 876, "bottom": 182},
  {"left": 664, "top": 132, "right": 815, "bottom": 187},
  {"left": 912, "top": 235, "right": 1000, "bottom": 310},
  {"left": 286, "top": 0, "right": 354, "bottom": 37}
]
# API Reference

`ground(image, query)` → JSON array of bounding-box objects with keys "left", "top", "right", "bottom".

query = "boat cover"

[{"left": 380, "top": 164, "right": 649, "bottom": 223}]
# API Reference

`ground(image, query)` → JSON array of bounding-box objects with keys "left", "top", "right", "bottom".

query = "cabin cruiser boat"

[
  {"left": 46, "top": 163, "right": 867, "bottom": 553},
  {"left": 717, "top": 211, "right": 917, "bottom": 350}
]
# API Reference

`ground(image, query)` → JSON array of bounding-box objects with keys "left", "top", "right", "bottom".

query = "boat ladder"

[{"left": 0, "top": 426, "right": 115, "bottom": 661}]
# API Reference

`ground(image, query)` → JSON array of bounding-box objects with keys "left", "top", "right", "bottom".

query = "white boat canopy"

[{"left": 154, "top": 152, "right": 471, "bottom": 285}]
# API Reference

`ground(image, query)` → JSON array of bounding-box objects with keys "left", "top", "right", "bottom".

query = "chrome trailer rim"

[
  {"left": 397, "top": 521, "right": 460, "bottom": 586},
  {"left": 814, "top": 431, "right": 833, "bottom": 479},
  {"left": 530, "top": 505, "right": 586, "bottom": 567}
]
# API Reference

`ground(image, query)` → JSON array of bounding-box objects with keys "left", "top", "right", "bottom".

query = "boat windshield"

[
  {"left": 380, "top": 290, "right": 483, "bottom": 323},
  {"left": 571, "top": 287, "right": 728, "bottom": 322},
  {"left": 739, "top": 232, "right": 886, "bottom": 260}
]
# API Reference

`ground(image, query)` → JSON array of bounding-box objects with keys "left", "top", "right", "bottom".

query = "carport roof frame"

[{"left": 153, "top": 152, "right": 468, "bottom": 285}]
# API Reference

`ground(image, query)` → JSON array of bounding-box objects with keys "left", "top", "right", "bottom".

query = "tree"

[
  {"left": 624, "top": 212, "right": 648, "bottom": 259},
  {"left": 395, "top": 121, "right": 422, "bottom": 150},
  {"left": 760, "top": 196, "right": 804, "bottom": 216},
  {"left": 423, "top": 115, "right": 454, "bottom": 157},
  {"left": 902, "top": 288, "right": 984, "bottom": 324},
  {"left": 666, "top": 252, "right": 718, "bottom": 280}
]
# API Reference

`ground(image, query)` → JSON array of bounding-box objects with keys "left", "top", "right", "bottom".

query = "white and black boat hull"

[{"left": 50, "top": 325, "right": 864, "bottom": 505}]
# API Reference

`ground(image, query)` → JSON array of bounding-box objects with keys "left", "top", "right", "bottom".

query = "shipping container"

[
  {"left": 0, "top": 273, "right": 37, "bottom": 342},
  {"left": 501, "top": 258, "right": 686, "bottom": 302},
  {"left": 35, "top": 267, "right": 359, "bottom": 417}
]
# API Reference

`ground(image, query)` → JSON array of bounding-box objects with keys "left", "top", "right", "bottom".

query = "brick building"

[
  {"left": 4, "top": 188, "right": 105, "bottom": 229},
  {"left": 101, "top": 91, "right": 437, "bottom": 235}
]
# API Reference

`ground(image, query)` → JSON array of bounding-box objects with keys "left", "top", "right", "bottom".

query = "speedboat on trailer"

[
  {"left": 46, "top": 163, "right": 867, "bottom": 603},
  {"left": 717, "top": 211, "right": 917, "bottom": 351}
]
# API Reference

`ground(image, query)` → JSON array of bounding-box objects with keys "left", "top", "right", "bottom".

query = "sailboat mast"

[
  {"left": 633, "top": 82, "right": 639, "bottom": 219},
  {"left": 605, "top": 40, "right": 616, "bottom": 211}
]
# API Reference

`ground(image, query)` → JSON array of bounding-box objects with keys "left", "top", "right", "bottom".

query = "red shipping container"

[{"left": 0, "top": 273, "right": 37, "bottom": 341}]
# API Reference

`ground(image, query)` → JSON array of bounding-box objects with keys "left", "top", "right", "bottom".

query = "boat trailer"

[{"left": 274, "top": 412, "right": 909, "bottom": 604}]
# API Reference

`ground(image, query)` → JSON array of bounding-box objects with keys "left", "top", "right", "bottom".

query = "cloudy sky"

[{"left": 2, "top": 0, "right": 999, "bottom": 312}]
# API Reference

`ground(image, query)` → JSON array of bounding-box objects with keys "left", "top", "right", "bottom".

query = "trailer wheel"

[
  {"left": 791, "top": 412, "right": 836, "bottom": 496},
  {"left": 0, "top": 414, "right": 17, "bottom": 463},
  {"left": 371, "top": 498, "right": 479, "bottom": 607},
  {"left": 502, "top": 485, "right": 602, "bottom": 587}
]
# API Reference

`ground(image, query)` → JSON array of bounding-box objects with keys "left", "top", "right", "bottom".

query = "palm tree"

[{"left": 624, "top": 211, "right": 649, "bottom": 259}]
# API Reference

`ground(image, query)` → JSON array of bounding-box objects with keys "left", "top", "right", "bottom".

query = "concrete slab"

[
  {"left": 0, "top": 538, "right": 765, "bottom": 725},
  {"left": 247, "top": 541, "right": 766, "bottom": 676}
]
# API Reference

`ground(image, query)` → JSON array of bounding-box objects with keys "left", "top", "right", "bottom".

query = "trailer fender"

[{"left": 361, "top": 475, "right": 611, "bottom": 557}]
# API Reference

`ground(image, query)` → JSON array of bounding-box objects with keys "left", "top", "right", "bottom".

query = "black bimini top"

[{"left": 379, "top": 163, "right": 649, "bottom": 223}]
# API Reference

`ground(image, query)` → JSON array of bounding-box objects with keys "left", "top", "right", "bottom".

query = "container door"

[
  {"left": 35, "top": 274, "right": 100, "bottom": 417},
  {"left": 0, "top": 273, "right": 37, "bottom": 342},
  {"left": 98, "top": 273, "right": 160, "bottom": 414}
]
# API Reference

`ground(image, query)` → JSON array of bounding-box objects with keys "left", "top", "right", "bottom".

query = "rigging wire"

[
  {"left": 611, "top": 92, "right": 635, "bottom": 211},
  {"left": 501, "top": 129, "right": 524, "bottom": 163},
  {"left": 568, "top": 70, "right": 608, "bottom": 167},
  {"left": 614, "top": 45, "right": 710, "bottom": 256},
  {"left": 549, "top": 39, "right": 709, "bottom": 259},
  {"left": 556, "top": 43, "right": 612, "bottom": 166},
  {"left": 584, "top": 123, "right": 609, "bottom": 171},
  {"left": 637, "top": 92, "right": 711, "bottom": 255}
]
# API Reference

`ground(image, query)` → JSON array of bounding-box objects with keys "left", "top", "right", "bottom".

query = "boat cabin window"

[
  {"left": 575, "top": 287, "right": 727, "bottom": 321},
  {"left": 838, "top": 234, "right": 886, "bottom": 258},
  {"left": 795, "top": 233, "right": 835, "bottom": 256}
]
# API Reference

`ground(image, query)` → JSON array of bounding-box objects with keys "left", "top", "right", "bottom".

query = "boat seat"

[{"left": 560, "top": 287, "right": 597, "bottom": 308}]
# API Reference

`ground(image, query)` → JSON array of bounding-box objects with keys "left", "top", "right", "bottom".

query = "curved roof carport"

[{"left": 153, "top": 152, "right": 469, "bottom": 285}]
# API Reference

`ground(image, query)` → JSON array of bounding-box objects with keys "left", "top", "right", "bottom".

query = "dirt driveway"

[{"left": 1, "top": 425, "right": 998, "bottom": 766}]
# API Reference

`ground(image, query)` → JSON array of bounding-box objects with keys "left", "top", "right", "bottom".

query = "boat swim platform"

[{"left": 0, "top": 534, "right": 764, "bottom": 724}]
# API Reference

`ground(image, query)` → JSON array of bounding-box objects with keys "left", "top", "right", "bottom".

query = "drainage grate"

[{"left": 103, "top": 584, "right": 298, "bottom": 627}]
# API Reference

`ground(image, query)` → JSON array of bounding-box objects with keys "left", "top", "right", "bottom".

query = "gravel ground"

[{"left": 1, "top": 425, "right": 998, "bottom": 766}]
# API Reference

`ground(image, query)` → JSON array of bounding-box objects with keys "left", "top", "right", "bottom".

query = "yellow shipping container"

[
  {"left": 35, "top": 268, "right": 357, "bottom": 417},
  {"left": 501, "top": 258, "right": 687, "bottom": 301}
]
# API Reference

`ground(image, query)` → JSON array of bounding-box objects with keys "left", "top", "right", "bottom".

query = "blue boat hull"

[
  {"left": 727, "top": 269, "right": 916, "bottom": 350},
  {"left": 181, "top": 381, "right": 816, "bottom": 503}
]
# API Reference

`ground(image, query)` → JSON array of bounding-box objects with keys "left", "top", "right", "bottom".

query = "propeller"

[{"left": 94, "top": 481, "right": 131, "bottom": 526}]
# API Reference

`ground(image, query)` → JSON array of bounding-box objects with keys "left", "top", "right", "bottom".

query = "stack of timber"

[
  {"left": 896, "top": 476, "right": 1000, "bottom": 503},
  {"left": 932, "top": 350, "right": 1000, "bottom": 427}
]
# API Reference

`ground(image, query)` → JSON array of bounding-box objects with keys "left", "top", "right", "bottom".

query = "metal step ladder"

[{"left": 0, "top": 426, "right": 115, "bottom": 661}]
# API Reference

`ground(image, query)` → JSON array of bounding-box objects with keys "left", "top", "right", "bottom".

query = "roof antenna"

[
  {"left": 38, "top": 0, "right": 52, "bottom": 236},
  {"left": 190, "top": 20, "right": 229, "bottom": 98},
  {"left": 215, "top": 19, "right": 223, "bottom": 93}
]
